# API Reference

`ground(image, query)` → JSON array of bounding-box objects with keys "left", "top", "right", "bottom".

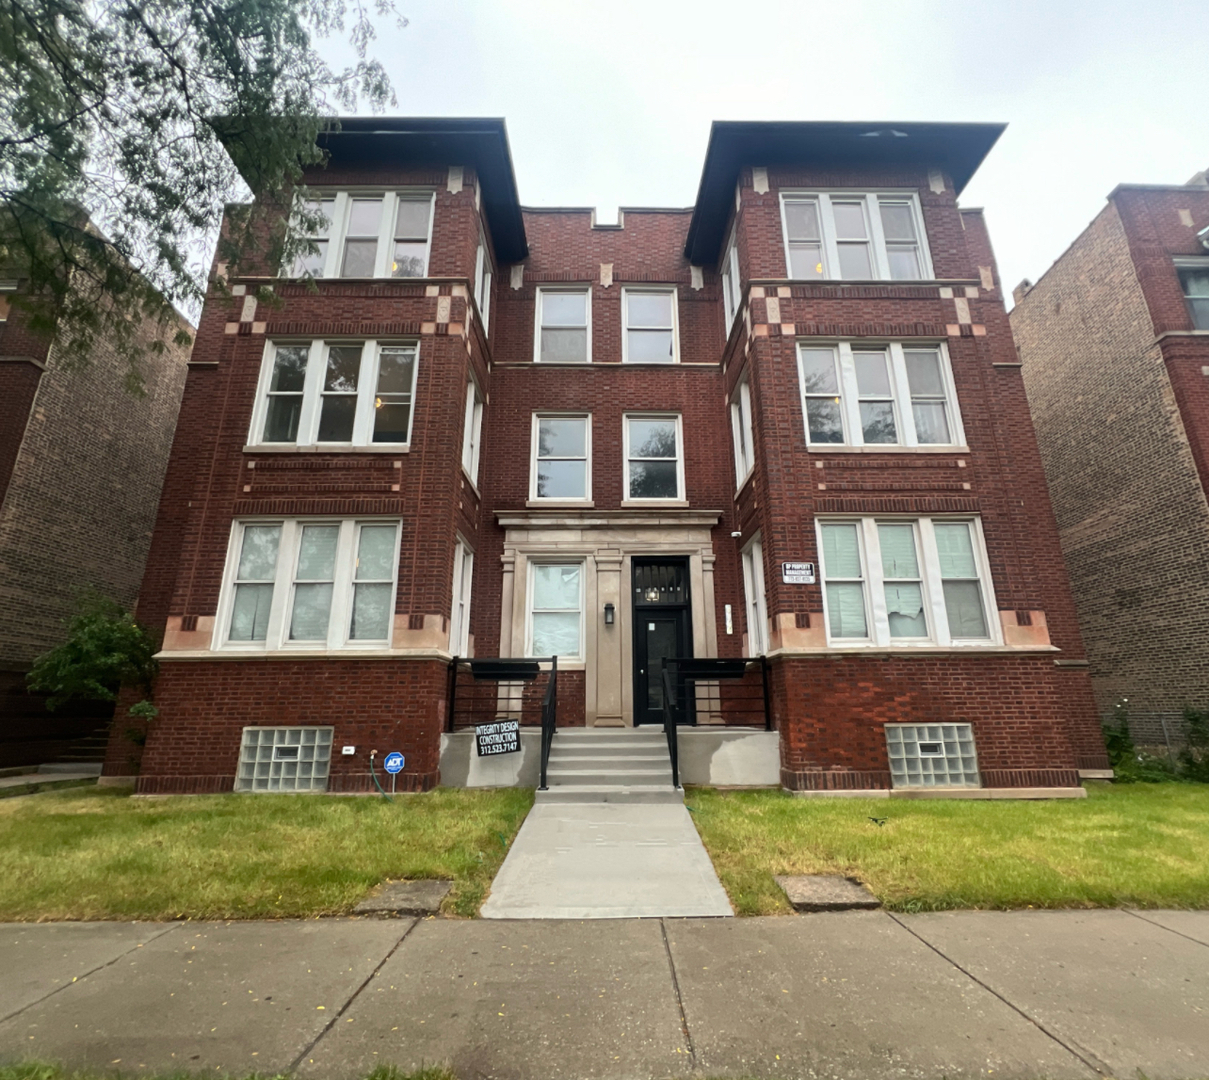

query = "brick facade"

[
  {"left": 113, "top": 118, "right": 1104, "bottom": 794},
  {"left": 1011, "top": 179, "right": 1209, "bottom": 739}
]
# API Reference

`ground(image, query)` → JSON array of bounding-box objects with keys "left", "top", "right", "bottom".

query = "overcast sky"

[{"left": 330, "top": 0, "right": 1208, "bottom": 301}]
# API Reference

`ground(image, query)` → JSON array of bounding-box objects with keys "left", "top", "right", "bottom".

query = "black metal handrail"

[
  {"left": 661, "top": 666, "right": 682, "bottom": 790},
  {"left": 538, "top": 656, "right": 558, "bottom": 790}
]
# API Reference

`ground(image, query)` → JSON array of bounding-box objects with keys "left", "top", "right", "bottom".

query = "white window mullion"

[
  {"left": 836, "top": 343, "right": 864, "bottom": 446},
  {"left": 889, "top": 343, "right": 919, "bottom": 446},
  {"left": 819, "top": 195, "right": 841, "bottom": 278},
  {"left": 971, "top": 517, "right": 1001, "bottom": 644},
  {"left": 327, "top": 521, "right": 357, "bottom": 648},
  {"left": 940, "top": 343, "right": 966, "bottom": 446},
  {"left": 324, "top": 194, "right": 350, "bottom": 279},
  {"left": 863, "top": 518, "right": 890, "bottom": 645},
  {"left": 296, "top": 341, "right": 326, "bottom": 445},
  {"left": 350, "top": 340, "right": 377, "bottom": 445},
  {"left": 265, "top": 520, "right": 297, "bottom": 648},
  {"left": 867, "top": 196, "right": 893, "bottom": 280},
  {"left": 376, "top": 193, "right": 397, "bottom": 278},
  {"left": 917, "top": 519, "right": 952, "bottom": 647}
]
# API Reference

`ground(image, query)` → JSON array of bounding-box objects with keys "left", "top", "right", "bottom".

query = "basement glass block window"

[
  {"left": 885, "top": 724, "right": 980, "bottom": 788},
  {"left": 235, "top": 726, "right": 334, "bottom": 792}
]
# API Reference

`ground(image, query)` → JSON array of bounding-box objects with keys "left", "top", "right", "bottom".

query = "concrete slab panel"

[
  {"left": 480, "top": 803, "right": 732, "bottom": 919},
  {"left": 775, "top": 875, "right": 880, "bottom": 911},
  {"left": 0, "top": 919, "right": 407, "bottom": 1073},
  {"left": 678, "top": 729, "right": 780, "bottom": 787},
  {"left": 355, "top": 881, "right": 451, "bottom": 916},
  {"left": 299, "top": 918, "right": 694, "bottom": 1080},
  {"left": 439, "top": 731, "right": 540, "bottom": 788},
  {"left": 0, "top": 922, "right": 176, "bottom": 1023},
  {"left": 901, "top": 910, "right": 1209, "bottom": 1080},
  {"left": 666, "top": 913, "right": 1093, "bottom": 1080},
  {"left": 1130, "top": 909, "right": 1209, "bottom": 947}
]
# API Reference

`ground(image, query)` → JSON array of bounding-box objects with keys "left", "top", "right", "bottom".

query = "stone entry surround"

[{"left": 495, "top": 509, "right": 722, "bottom": 727}]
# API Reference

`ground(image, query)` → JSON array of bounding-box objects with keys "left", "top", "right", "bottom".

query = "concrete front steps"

[{"left": 537, "top": 728, "right": 682, "bottom": 804}]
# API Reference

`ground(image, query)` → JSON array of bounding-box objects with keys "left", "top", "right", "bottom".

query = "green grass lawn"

[
  {"left": 0, "top": 786, "right": 532, "bottom": 921},
  {"left": 687, "top": 781, "right": 1209, "bottom": 915}
]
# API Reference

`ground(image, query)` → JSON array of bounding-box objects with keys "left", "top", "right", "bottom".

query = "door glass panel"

[{"left": 645, "top": 620, "right": 679, "bottom": 711}]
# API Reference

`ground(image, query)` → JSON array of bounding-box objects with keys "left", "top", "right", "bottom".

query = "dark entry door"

[{"left": 632, "top": 559, "right": 692, "bottom": 726}]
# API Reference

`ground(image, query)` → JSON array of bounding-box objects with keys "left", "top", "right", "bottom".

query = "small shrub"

[
  {"left": 1178, "top": 706, "right": 1209, "bottom": 784},
  {"left": 1103, "top": 698, "right": 1177, "bottom": 783}
]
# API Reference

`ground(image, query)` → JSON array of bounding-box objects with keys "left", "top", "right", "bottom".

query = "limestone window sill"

[
  {"left": 620, "top": 499, "right": 689, "bottom": 508},
  {"left": 243, "top": 444, "right": 410, "bottom": 454},
  {"left": 808, "top": 445, "right": 970, "bottom": 455}
]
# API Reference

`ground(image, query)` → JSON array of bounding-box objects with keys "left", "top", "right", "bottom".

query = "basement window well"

[
  {"left": 885, "top": 723, "right": 980, "bottom": 788},
  {"left": 235, "top": 726, "right": 334, "bottom": 792}
]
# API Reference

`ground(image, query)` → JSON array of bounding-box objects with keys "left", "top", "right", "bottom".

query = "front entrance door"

[{"left": 632, "top": 559, "right": 692, "bottom": 725}]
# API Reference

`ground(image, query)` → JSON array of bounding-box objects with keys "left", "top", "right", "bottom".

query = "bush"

[
  {"left": 1102, "top": 698, "right": 1177, "bottom": 784},
  {"left": 1178, "top": 706, "right": 1209, "bottom": 784}
]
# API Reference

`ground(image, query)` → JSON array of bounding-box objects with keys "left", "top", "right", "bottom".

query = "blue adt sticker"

[{"left": 383, "top": 752, "right": 405, "bottom": 774}]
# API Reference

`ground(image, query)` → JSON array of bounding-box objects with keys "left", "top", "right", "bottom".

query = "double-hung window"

[
  {"left": 449, "top": 539, "right": 474, "bottom": 655},
  {"left": 252, "top": 340, "right": 419, "bottom": 448},
  {"left": 796, "top": 341, "right": 963, "bottom": 448},
  {"left": 741, "top": 536, "right": 768, "bottom": 656},
  {"left": 817, "top": 517, "right": 996, "bottom": 647},
  {"left": 531, "top": 415, "right": 591, "bottom": 501},
  {"left": 731, "top": 375, "right": 756, "bottom": 484},
  {"left": 1177, "top": 262, "right": 1209, "bottom": 329},
  {"left": 219, "top": 519, "right": 400, "bottom": 650},
  {"left": 461, "top": 380, "right": 484, "bottom": 484},
  {"left": 781, "top": 193, "right": 931, "bottom": 281},
  {"left": 535, "top": 288, "right": 590, "bottom": 363},
  {"left": 624, "top": 414, "right": 684, "bottom": 501},
  {"left": 528, "top": 563, "right": 583, "bottom": 659},
  {"left": 622, "top": 288, "right": 678, "bottom": 363},
  {"left": 288, "top": 191, "right": 434, "bottom": 279},
  {"left": 474, "top": 231, "right": 493, "bottom": 331},
  {"left": 720, "top": 228, "right": 742, "bottom": 328}
]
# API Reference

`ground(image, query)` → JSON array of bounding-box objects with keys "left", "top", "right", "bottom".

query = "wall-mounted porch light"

[{"left": 604, "top": 603, "right": 615, "bottom": 625}]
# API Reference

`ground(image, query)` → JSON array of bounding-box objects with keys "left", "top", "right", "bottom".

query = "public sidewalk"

[{"left": 2, "top": 910, "right": 1208, "bottom": 1080}]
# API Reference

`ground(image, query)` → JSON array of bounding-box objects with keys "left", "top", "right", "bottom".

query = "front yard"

[
  {"left": 0, "top": 786, "right": 532, "bottom": 921},
  {"left": 688, "top": 781, "right": 1209, "bottom": 915}
]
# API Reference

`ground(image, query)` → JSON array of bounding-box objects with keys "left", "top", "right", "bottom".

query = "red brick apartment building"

[
  {"left": 1011, "top": 170, "right": 1209, "bottom": 744},
  {"left": 105, "top": 117, "right": 1110, "bottom": 795}
]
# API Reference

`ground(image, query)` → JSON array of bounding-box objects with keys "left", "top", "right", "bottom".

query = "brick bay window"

[
  {"left": 780, "top": 192, "right": 931, "bottom": 280},
  {"left": 531, "top": 414, "right": 591, "bottom": 502},
  {"left": 1176, "top": 260, "right": 1209, "bottom": 329},
  {"left": 217, "top": 519, "right": 401, "bottom": 650},
  {"left": 527, "top": 563, "right": 584, "bottom": 659},
  {"left": 624, "top": 414, "right": 685, "bottom": 503},
  {"left": 797, "top": 341, "right": 964, "bottom": 449},
  {"left": 288, "top": 191, "right": 434, "bottom": 279},
  {"left": 622, "top": 287, "right": 679, "bottom": 363},
  {"left": 535, "top": 288, "right": 591, "bottom": 363},
  {"left": 251, "top": 339, "right": 419, "bottom": 449},
  {"left": 817, "top": 518, "right": 999, "bottom": 647}
]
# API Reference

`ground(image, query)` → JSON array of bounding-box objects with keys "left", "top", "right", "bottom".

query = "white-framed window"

[
  {"left": 250, "top": 339, "right": 419, "bottom": 448},
  {"left": 217, "top": 519, "right": 401, "bottom": 651},
  {"left": 474, "top": 230, "right": 493, "bottom": 332},
  {"left": 741, "top": 535, "right": 768, "bottom": 656},
  {"left": 288, "top": 191, "right": 434, "bottom": 279},
  {"left": 527, "top": 562, "right": 583, "bottom": 659},
  {"left": 535, "top": 288, "right": 591, "bottom": 363},
  {"left": 624, "top": 414, "right": 684, "bottom": 501},
  {"left": 449, "top": 539, "right": 474, "bottom": 656},
  {"left": 816, "top": 517, "right": 998, "bottom": 648},
  {"left": 622, "top": 287, "right": 679, "bottom": 363},
  {"left": 461, "top": 379, "right": 484, "bottom": 484},
  {"left": 1176, "top": 261, "right": 1209, "bottom": 329},
  {"left": 531, "top": 414, "right": 591, "bottom": 501},
  {"left": 720, "top": 227, "right": 742, "bottom": 329},
  {"left": 730, "top": 374, "right": 756, "bottom": 485},
  {"left": 780, "top": 192, "right": 931, "bottom": 281},
  {"left": 796, "top": 341, "right": 963, "bottom": 448}
]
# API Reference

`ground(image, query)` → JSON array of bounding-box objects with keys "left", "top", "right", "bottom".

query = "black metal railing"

[
  {"left": 538, "top": 656, "right": 558, "bottom": 790},
  {"left": 660, "top": 656, "right": 773, "bottom": 789}
]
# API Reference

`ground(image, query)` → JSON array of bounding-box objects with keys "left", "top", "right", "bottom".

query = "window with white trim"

[
  {"left": 796, "top": 341, "right": 962, "bottom": 448},
  {"left": 720, "top": 228, "right": 741, "bottom": 328},
  {"left": 1177, "top": 263, "right": 1209, "bottom": 329},
  {"left": 531, "top": 415, "right": 591, "bottom": 501},
  {"left": 288, "top": 191, "right": 434, "bottom": 279},
  {"left": 461, "top": 379, "right": 484, "bottom": 484},
  {"left": 528, "top": 563, "right": 583, "bottom": 659},
  {"left": 624, "top": 414, "right": 683, "bottom": 501},
  {"left": 781, "top": 192, "right": 931, "bottom": 281},
  {"left": 817, "top": 517, "right": 996, "bottom": 647},
  {"left": 622, "top": 287, "right": 678, "bottom": 363},
  {"left": 218, "top": 519, "right": 400, "bottom": 650},
  {"left": 474, "top": 231, "right": 493, "bottom": 331},
  {"left": 449, "top": 540, "right": 474, "bottom": 656},
  {"left": 731, "top": 375, "right": 755, "bottom": 485},
  {"left": 251, "top": 340, "right": 419, "bottom": 448},
  {"left": 741, "top": 536, "right": 768, "bottom": 656},
  {"left": 535, "top": 288, "right": 590, "bottom": 363}
]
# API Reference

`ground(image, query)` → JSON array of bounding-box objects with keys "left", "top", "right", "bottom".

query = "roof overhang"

[
  {"left": 315, "top": 117, "right": 528, "bottom": 262},
  {"left": 684, "top": 120, "right": 1005, "bottom": 266}
]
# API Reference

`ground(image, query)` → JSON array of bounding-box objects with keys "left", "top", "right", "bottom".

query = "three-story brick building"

[{"left": 105, "top": 117, "right": 1109, "bottom": 795}]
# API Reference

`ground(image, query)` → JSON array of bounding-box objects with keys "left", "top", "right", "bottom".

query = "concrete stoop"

[{"left": 537, "top": 728, "right": 682, "bottom": 805}]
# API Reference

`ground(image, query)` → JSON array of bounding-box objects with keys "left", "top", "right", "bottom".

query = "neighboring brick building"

[
  {"left": 108, "top": 117, "right": 1108, "bottom": 795},
  {"left": 1011, "top": 171, "right": 1209, "bottom": 743},
  {"left": 0, "top": 267, "right": 191, "bottom": 766}
]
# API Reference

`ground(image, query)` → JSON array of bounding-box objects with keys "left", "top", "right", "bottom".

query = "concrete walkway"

[
  {"left": 2, "top": 910, "right": 1209, "bottom": 1079},
  {"left": 479, "top": 802, "right": 733, "bottom": 919}
]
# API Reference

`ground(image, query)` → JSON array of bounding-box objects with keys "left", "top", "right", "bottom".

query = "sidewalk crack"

[
  {"left": 885, "top": 913, "right": 1111, "bottom": 1078},
  {"left": 659, "top": 918, "right": 697, "bottom": 1070},
  {"left": 1124, "top": 908, "right": 1209, "bottom": 948},
  {"left": 0, "top": 922, "right": 181, "bottom": 1027},
  {"left": 288, "top": 917, "right": 420, "bottom": 1074}
]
